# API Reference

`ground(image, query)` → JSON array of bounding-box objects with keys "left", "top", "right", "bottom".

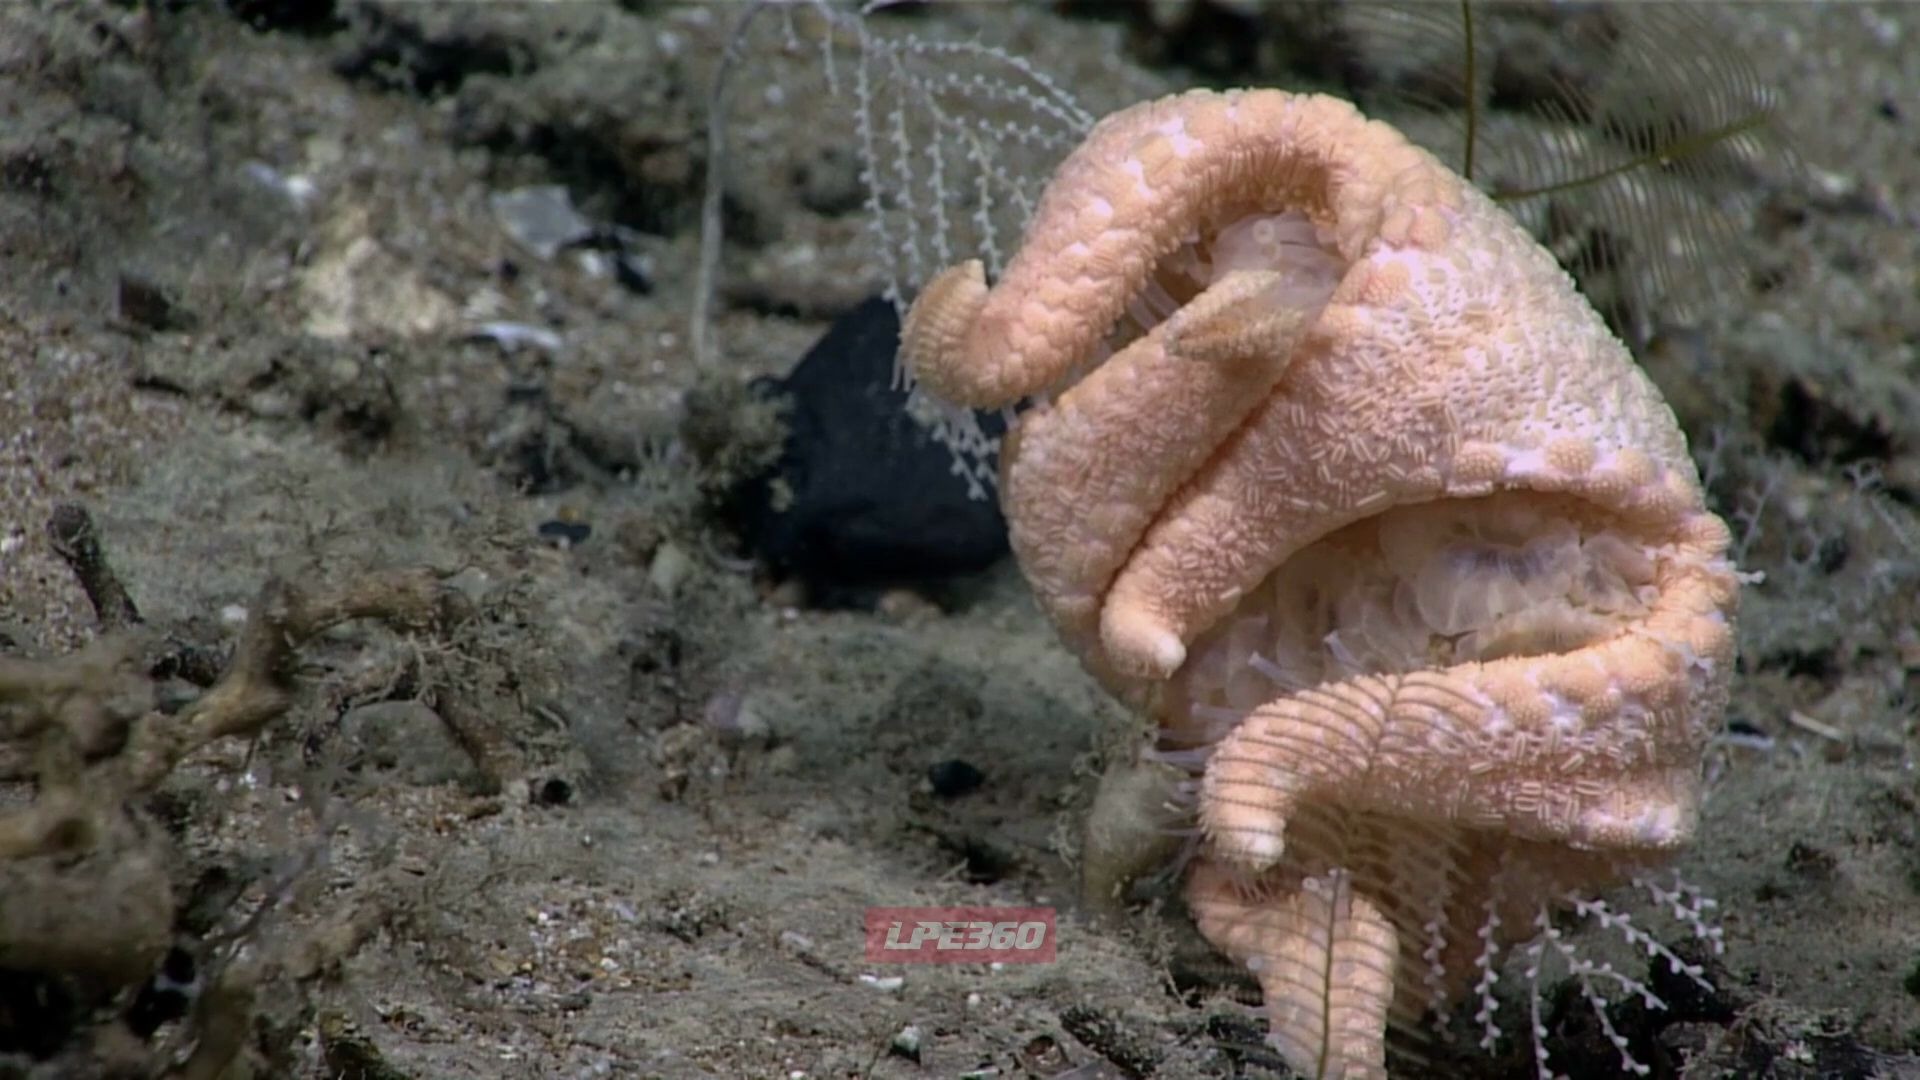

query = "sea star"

[{"left": 902, "top": 89, "right": 1741, "bottom": 1077}]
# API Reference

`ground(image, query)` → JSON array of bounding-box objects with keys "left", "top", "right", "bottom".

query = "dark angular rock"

[
  {"left": 725, "top": 295, "right": 1008, "bottom": 601},
  {"left": 927, "top": 759, "right": 985, "bottom": 798}
]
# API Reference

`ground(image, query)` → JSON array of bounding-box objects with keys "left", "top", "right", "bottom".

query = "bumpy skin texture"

[{"left": 903, "top": 89, "right": 1741, "bottom": 1079}]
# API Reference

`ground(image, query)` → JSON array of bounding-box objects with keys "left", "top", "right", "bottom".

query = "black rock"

[
  {"left": 125, "top": 947, "right": 197, "bottom": 1038},
  {"left": 118, "top": 273, "right": 191, "bottom": 332},
  {"left": 927, "top": 758, "right": 986, "bottom": 798},
  {"left": 537, "top": 519, "right": 592, "bottom": 547},
  {"left": 532, "top": 776, "right": 574, "bottom": 807},
  {"left": 725, "top": 296, "right": 1008, "bottom": 600},
  {"left": 226, "top": 0, "right": 342, "bottom": 35}
]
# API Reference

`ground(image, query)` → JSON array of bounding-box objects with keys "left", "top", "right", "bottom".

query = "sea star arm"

[
  {"left": 1199, "top": 576, "right": 1737, "bottom": 872},
  {"left": 1187, "top": 858, "right": 1398, "bottom": 1080},
  {"left": 902, "top": 90, "right": 1416, "bottom": 409},
  {"left": 1003, "top": 270, "right": 1325, "bottom": 657}
]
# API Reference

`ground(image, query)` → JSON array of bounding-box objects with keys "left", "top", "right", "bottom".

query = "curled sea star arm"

[
  {"left": 1187, "top": 857, "right": 1398, "bottom": 1080},
  {"left": 1002, "top": 270, "right": 1325, "bottom": 659},
  {"left": 1200, "top": 562, "right": 1738, "bottom": 873},
  {"left": 901, "top": 90, "right": 1422, "bottom": 410}
]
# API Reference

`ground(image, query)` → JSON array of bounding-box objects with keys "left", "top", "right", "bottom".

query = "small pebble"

[
  {"left": 538, "top": 519, "right": 592, "bottom": 548},
  {"left": 650, "top": 542, "right": 694, "bottom": 595},
  {"left": 241, "top": 161, "right": 317, "bottom": 208},
  {"left": 118, "top": 272, "right": 189, "bottom": 331},
  {"left": 616, "top": 252, "right": 654, "bottom": 294},
  {"left": 703, "top": 691, "right": 771, "bottom": 743},
  {"left": 763, "top": 744, "right": 799, "bottom": 775},
  {"left": 490, "top": 185, "right": 592, "bottom": 260},
  {"left": 889, "top": 1024, "right": 922, "bottom": 1063},
  {"left": 531, "top": 777, "right": 573, "bottom": 806},
  {"left": 928, "top": 759, "right": 986, "bottom": 798}
]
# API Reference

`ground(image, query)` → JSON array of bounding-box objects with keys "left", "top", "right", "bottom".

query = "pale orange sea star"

[{"left": 903, "top": 88, "right": 1742, "bottom": 1078}]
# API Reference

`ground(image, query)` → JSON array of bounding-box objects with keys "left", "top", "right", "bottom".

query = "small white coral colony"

[{"left": 903, "top": 89, "right": 1742, "bottom": 1078}]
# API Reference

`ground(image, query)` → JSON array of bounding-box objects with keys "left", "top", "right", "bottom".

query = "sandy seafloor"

[{"left": 5, "top": 2, "right": 1920, "bottom": 1078}]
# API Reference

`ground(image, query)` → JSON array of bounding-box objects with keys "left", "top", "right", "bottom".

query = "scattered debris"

[
  {"left": 1, "top": 511, "right": 476, "bottom": 1072},
  {"left": 469, "top": 320, "right": 564, "bottom": 354},
  {"left": 1786, "top": 708, "right": 1849, "bottom": 745}
]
